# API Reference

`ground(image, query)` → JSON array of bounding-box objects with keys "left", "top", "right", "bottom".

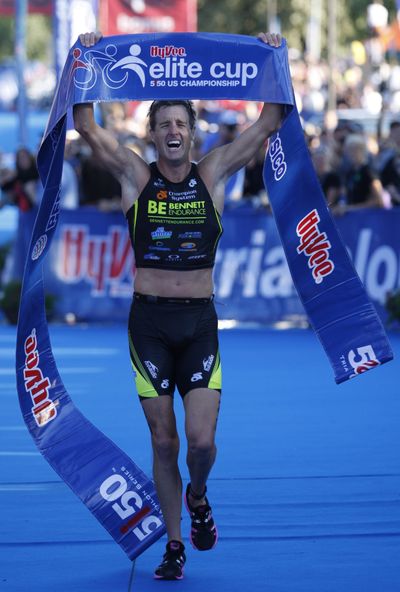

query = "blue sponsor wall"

[{"left": 8, "top": 205, "right": 400, "bottom": 324}]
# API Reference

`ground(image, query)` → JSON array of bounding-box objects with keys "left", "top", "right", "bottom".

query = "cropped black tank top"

[{"left": 126, "top": 162, "right": 223, "bottom": 270}]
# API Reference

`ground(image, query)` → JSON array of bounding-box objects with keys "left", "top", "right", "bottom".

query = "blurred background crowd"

[
  {"left": 2, "top": 95, "right": 400, "bottom": 220},
  {"left": 1, "top": 0, "right": 400, "bottom": 218}
]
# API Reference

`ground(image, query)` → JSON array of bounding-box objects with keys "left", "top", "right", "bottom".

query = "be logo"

[
  {"left": 157, "top": 190, "right": 168, "bottom": 200},
  {"left": 148, "top": 199, "right": 167, "bottom": 215}
]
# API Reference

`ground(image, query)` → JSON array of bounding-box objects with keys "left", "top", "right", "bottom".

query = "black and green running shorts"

[{"left": 128, "top": 293, "right": 222, "bottom": 400}]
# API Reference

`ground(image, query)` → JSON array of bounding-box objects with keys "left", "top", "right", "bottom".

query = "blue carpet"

[{"left": 1, "top": 324, "right": 399, "bottom": 591}]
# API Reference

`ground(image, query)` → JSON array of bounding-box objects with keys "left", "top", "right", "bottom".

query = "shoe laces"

[
  {"left": 191, "top": 503, "right": 213, "bottom": 525},
  {"left": 162, "top": 541, "right": 185, "bottom": 565}
]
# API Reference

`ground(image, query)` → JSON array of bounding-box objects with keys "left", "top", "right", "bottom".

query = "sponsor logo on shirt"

[
  {"left": 178, "top": 232, "right": 202, "bottom": 239},
  {"left": 151, "top": 227, "right": 172, "bottom": 240},
  {"left": 179, "top": 242, "right": 197, "bottom": 251},
  {"left": 169, "top": 189, "right": 198, "bottom": 202},
  {"left": 148, "top": 199, "right": 206, "bottom": 217},
  {"left": 144, "top": 253, "right": 161, "bottom": 260},
  {"left": 188, "top": 254, "right": 207, "bottom": 260},
  {"left": 149, "top": 245, "right": 171, "bottom": 251}
]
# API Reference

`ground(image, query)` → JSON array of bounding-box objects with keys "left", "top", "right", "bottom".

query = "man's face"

[{"left": 150, "top": 105, "right": 193, "bottom": 164}]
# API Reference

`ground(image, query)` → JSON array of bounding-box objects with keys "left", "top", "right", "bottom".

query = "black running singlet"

[{"left": 126, "top": 162, "right": 223, "bottom": 270}]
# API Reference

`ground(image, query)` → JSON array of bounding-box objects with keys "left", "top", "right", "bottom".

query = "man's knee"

[
  {"left": 187, "top": 433, "right": 215, "bottom": 460},
  {"left": 152, "top": 430, "right": 180, "bottom": 464}
]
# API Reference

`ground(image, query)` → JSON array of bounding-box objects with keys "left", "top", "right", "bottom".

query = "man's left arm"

[
  {"left": 198, "top": 33, "right": 283, "bottom": 193},
  {"left": 213, "top": 102, "right": 283, "bottom": 177}
]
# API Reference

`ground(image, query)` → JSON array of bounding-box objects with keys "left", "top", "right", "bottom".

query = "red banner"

[
  {"left": 0, "top": 0, "right": 51, "bottom": 14},
  {"left": 100, "top": 0, "right": 197, "bottom": 35}
]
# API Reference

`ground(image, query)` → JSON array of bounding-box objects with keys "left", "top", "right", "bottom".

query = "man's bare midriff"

[{"left": 134, "top": 267, "right": 214, "bottom": 298}]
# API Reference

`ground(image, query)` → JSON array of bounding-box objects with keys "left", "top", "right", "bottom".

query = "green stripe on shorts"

[
  {"left": 208, "top": 350, "right": 222, "bottom": 390},
  {"left": 128, "top": 332, "right": 158, "bottom": 398}
]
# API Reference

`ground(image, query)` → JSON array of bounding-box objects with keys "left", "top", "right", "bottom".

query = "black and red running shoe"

[
  {"left": 184, "top": 483, "right": 218, "bottom": 551},
  {"left": 154, "top": 540, "right": 186, "bottom": 580}
]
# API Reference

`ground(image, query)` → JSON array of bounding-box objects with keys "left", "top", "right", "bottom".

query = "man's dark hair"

[{"left": 148, "top": 100, "right": 196, "bottom": 131}]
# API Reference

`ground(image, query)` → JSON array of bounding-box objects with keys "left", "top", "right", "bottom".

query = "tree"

[
  {"left": 0, "top": 1, "right": 398, "bottom": 63},
  {"left": 197, "top": 0, "right": 398, "bottom": 58},
  {"left": 0, "top": 17, "right": 14, "bottom": 60},
  {"left": 0, "top": 15, "right": 51, "bottom": 62}
]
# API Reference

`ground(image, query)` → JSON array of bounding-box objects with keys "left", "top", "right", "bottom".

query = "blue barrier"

[{"left": 10, "top": 205, "right": 399, "bottom": 324}]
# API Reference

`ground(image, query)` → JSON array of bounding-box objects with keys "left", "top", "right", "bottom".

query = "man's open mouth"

[{"left": 167, "top": 140, "right": 181, "bottom": 149}]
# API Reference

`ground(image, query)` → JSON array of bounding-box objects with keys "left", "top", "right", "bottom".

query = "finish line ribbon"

[{"left": 16, "top": 33, "right": 393, "bottom": 561}]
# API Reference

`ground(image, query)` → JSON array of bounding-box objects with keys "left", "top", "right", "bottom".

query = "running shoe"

[
  {"left": 184, "top": 483, "right": 218, "bottom": 551},
  {"left": 154, "top": 540, "right": 186, "bottom": 580}
]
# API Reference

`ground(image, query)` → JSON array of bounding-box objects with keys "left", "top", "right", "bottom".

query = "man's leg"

[
  {"left": 183, "top": 387, "right": 221, "bottom": 550},
  {"left": 184, "top": 387, "right": 221, "bottom": 502},
  {"left": 141, "top": 396, "right": 183, "bottom": 543}
]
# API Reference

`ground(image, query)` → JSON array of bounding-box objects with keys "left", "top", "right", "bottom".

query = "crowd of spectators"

[
  {"left": 1, "top": 10, "right": 400, "bottom": 215},
  {"left": 1, "top": 99, "right": 400, "bottom": 216}
]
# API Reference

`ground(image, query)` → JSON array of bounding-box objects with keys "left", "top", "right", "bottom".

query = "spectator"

[
  {"left": 80, "top": 148, "right": 121, "bottom": 211},
  {"left": 311, "top": 145, "right": 344, "bottom": 210},
  {"left": 380, "top": 151, "right": 400, "bottom": 206},
  {"left": 243, "top": 143, "right": 269, "bottom": 208},
  {"left": 0, "top": 147, "right": 39, "bottom": 212},
  {"left": 340, "top": 133, "right": 385, "bottom": 211},
  {"left": 200, "top": 110, "right": 246, "bottom": 202},
  {"left": 330, "top": 121, "right": 354, "bottom": 171},
  {"left": 376, "top": 120, "right": 400, "bottom": 171}
]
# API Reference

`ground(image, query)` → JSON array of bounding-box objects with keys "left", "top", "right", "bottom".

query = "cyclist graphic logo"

[
  {"left": 73, "top": 43, "right": 147, "bottom": 90},
  {"left": 110, "top": 44, "right": 147, "bottom": 87}
]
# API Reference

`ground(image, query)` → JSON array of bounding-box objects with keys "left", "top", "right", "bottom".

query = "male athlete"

[{"left": 74, "top": 30, "right": 282, "bottom": 580}]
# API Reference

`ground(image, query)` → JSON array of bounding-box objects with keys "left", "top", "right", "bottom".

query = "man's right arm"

[
  {"left": 73, "top": 32, "right": 146, "bottom": 180},
  {"left": 73, "top": 103, "right": 150, "bottom": 212},
  {"left": 73, "top": 103, "right": 126, "bottom": 175},
  {"left": 73, "top": 31, "right": 150, "bottom": 211}
]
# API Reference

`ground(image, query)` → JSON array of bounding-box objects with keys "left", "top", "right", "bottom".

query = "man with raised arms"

[{"left": 74, "top": 30, "right": 282, "bottom": 581}]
